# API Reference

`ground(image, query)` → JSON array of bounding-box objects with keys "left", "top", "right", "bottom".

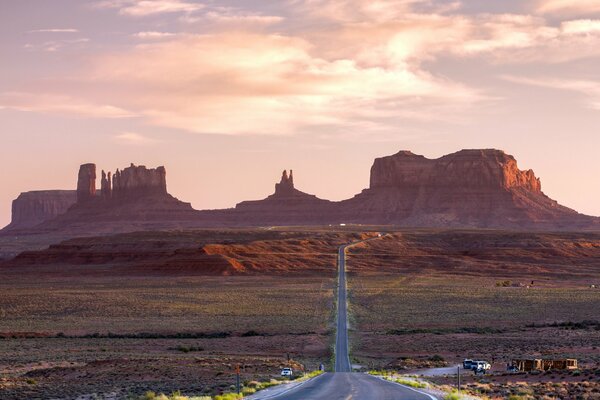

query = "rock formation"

[
  {"left": 76, "top": 163, "right": 96, "bottom": 203},
  {"left": 275, "top": 170, "right": 295, "bottom": 195},
  {"left": 112, "top": 164, "right": 167, "bottom": 198},
  {"left": 235, "top": 169, "right": 332, "bottom": 217},
  {"left": 4, "top": 190, "right": 77, "bottom": 230},
  {"left": 369, "top": 149, "right": 541, "bottom": 192},
  {"left": 341, "top": 149, "right": 594, "bottom": 228},
  {"left": 2, "top": 150, "right": 598, "bottom": 242},
  {"left": 100, "top": 170, "right": 112, "bottom": 200}
]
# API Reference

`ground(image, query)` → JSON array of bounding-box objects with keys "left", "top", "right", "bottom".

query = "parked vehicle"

[
  {"left": 472, "top": 361, "right": 491, "bottom": 373},
  {"left": 507, "top": 364, "right": 520, "bottom": 373},
  {"left": 463, "top": 359, "right": 474, "bottom": 369},
  {"left": 281, "top": 367, "right": 293, "bottom": 377}
]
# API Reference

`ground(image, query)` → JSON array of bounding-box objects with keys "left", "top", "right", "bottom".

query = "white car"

[
  {"left": 472, "top": 361, "right": 491, "bottom": 372},
  {"left": 281, "top": 367, "right": 293, "bottom": 377}
]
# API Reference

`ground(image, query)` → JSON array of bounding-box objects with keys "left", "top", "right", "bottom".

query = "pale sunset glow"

[{"left": 1, "top": 0, "right": 599, "bottom": 227}]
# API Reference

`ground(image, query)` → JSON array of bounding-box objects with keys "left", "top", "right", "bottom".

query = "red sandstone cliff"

[
  {"left": 1, "top": 150, "right": 597, "bottom": 240},
  {"left": 235, "top": 170, "right": 334, "bottom": 223},
  {"left": 4, "top": 190, "right": 77, "bottom": 230},
  {"left": 341, "top": 149, "right": 594, "bottom": 228}
]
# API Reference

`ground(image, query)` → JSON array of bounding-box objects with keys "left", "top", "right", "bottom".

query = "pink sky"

[{"left": 1, "top": 0, "right": 600, "bottom": 227}]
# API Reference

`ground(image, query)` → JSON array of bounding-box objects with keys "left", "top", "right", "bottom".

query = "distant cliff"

[
  {"left": 341, "top": 149, "right": 593, "bottom": 228},
  {"left": 5, "top": 190, "right": 77, "bottom": 230},
  {"left": 2, "top": 150, "right": 598, "bottom": 239}
]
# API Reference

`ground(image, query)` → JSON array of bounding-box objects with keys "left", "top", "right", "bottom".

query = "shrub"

[
  {"left": 214, "top": 394, "right": 242, "bottom": 400},
  {"left": 395, "top": 378, "right": 427, "bottom": 389},
  {"left": 444, "top": 391, "right": 462, "bottom": 400},
  {"left": 429, "top": 354, "right": 445, "bottom": 362}
]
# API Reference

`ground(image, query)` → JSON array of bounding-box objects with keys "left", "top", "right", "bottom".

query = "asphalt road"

[
  {"left": 334, "top": 243, "right": 352, "bottom": 373},
  {"left": 252, "top": 238, "right": 437, "bottom": 400}
]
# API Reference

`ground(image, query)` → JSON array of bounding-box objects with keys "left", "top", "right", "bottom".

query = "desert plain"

[{"left": 0, "top": 228, "right": 599, "bottom": 399}]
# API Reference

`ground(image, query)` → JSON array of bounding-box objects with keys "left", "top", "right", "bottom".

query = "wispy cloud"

[
  {"left": 133, "top": 31, "right": 176, "bottom": 39},
  {"left": 96, "top": 0, "right": 204, "bottom": 17},
  {"left": 24, "top": 38, "right": 90, "bottom": 52},
  {"left": 536, "top": 0, "right": 600, "bottom": 16},
  {"left": 28, "top": 28, "right": 79, "bottom": 33},
  {"left": 0, "top": 92, "right": 135, "bottom": 118},
  {"left": 114, "top": 131, "right": 159, "bottom": 144},
  {"left": 503, "top": 75, "right": 600, "bottom": 110},
  {"left": 202, "top": 9, "right": 284, "bottom": 26}
]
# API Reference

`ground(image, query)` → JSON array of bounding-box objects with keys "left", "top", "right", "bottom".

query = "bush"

[
  {"left": 429, "top": 354, "right": 445, "bottom": 362},
  {"left": 395, "top": 378, "right": 427, "bottom": 389},
  {"left": 214, "top": 394, "right": 242, "bottom": 400},
  {"left": 444, "top": 391, "right": 461, "bottom": 400}
]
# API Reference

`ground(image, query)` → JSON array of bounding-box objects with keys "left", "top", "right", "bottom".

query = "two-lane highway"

[
  {"left": 334, "top": 243, "right": 352, "bottom": 373},
  {"left": 251, "top": 237, "right": 437, "bottom": 400}
]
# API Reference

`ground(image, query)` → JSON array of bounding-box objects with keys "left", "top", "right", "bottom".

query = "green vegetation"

[
  {"left": 0, "top": 276, "right": 335, "bottom": 336},
  {"left": 136, "top": 391, "right": 211, "bottom": 400},
  {"left": 444, "top": 391, "right": 462, "bottom": 400},
  {"left": 389, "top": 378, "right": 427, "bottom": 389},
  {"left": 132, "top": 373, "right": 325, "bottom": 400},
  {"left": 169, "top": 345, "right": 204, "bottom": 353}
]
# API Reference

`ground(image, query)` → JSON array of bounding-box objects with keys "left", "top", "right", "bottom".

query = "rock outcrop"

[
  {"left": 76, "top": 163, "right": 96, "bottom": 203},
  {"left": 369, "top": 149, "right": 541, "bottom": 192},
  {"left": 1, "top": 150, "right": 597, "bottom": 243},
  {"left": 31, "top": 163, "right": 196, "bottom": 234},
  {"left": 341, "top": 149, "right": 594, "bottom": 228},
  {"left": 112, "top": 164, "right": 167, "bottom": 199},
  {"left": 235, "top": 170, "right": 333, "bottom": 223},
  {"left": 4, "top": 190, "right": 77, "bottom": 230}
]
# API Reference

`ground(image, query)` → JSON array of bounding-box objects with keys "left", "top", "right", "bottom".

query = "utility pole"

[
  {"left": 235, "top": 364, "right": 241, "bottom": 394},
  {"left": 457, "top": 366, "right": 461, "bottom": 393}
]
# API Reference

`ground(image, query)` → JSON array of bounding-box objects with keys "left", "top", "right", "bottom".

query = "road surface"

[
  {"left": 251, "top": 238, "right": 438, "bottom": 400},
  {"left": 334, "top": 243, "right": 352, "bottom": 372}
]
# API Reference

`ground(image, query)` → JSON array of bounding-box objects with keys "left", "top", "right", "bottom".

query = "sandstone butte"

[{"left": 2, "top": 149, "right": 599, "bottom": 234}]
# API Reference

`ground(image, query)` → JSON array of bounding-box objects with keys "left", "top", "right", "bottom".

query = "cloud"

[
  {"left": 561, "top": 19, "right": 600, "bottom": 34},
  {"left": 536, "top": 0, "right": 600, "bottom": 16},
  {"left": 503, "top": 75, "right": 600, "bottom": 110},
  {"left": 133, "top": 31, "right": 176, "bottom": 39},
  {"left": 14, "top": 0, "right": 600, "bottom": 136},
  {"left": 28, "top": 28, "right": 79, "bottom": 33},
  {"left": 0, "top": 92, "right": 135, "bottom": 118},
  {"left": 80, "top": 32, "right": 478, "bottom": 135},
  {"left": 114, "top": 131, "right": 159, "bottom": 144},
  {"left": 24, "top": 38, "right": 90, "bottom": 52},
  {"left": 202, "top": 9, "right": 284, "bottom": 25},
  {"left": 96, "top": 0, "right": 204, "bottom": 16}
]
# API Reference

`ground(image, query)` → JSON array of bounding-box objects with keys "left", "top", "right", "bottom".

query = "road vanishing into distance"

[{"left": 251, "top": 238, "right": 437, "bottom": 400}]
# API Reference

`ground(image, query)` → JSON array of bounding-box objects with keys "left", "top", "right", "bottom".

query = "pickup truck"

[{"left": 472, "top": 361, "right": 491, "bottom": 373}]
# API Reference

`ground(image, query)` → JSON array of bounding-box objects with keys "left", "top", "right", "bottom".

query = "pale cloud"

[
  {"left": 114, "top": 131, "right": 159, "bottom": 144},
  {"left": 133, "top": 31, "right": 177, "bottom": 39},
  {"left": 82, "top": 32, "right": 478, "bottom": 134},
  {"left": 561, "top": 19, "right": 600, "bottom": 34},
  {"left": 503, "top": 75, "right": 600, "bottom": 110},
  {"left": 0, "top": 92, "right": 135, "bottom": 118},
  {"left": 28, "top": 28, "right": 79, "bottom": 33},
  {"left": 536, "top": 0, "right": 600, "bottom": 15},
  {"left": 12, "top": 0, "right": 600, "bottom": 136},
  {"left": 202, "top": 10, "right": 284, "bottom": 25},
  {"left": 96, "top": 0, "right": 204, "bottom": 17},
  {"left": 23, "top": 38, "right": 90, "bottom": 52}
]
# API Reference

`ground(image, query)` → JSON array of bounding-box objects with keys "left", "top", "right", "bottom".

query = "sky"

[{"left": 1, "top": 0, "right": 600, "bottom": 227}]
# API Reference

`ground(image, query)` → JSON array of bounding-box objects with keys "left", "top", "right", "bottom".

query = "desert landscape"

[
  {"left": 1, "top": 227, "right": 599, "bottom": 399},
  {"left": 3, "top": 1, "right": 600, "bottom": 398}
]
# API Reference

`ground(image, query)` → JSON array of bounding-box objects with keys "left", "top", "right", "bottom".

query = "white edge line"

[
  {"left": 252, "top": 373, "right": 328, "bottom": 400},
  {"left": 375, "top": 376, "right": 439, "bottom": 400}
]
